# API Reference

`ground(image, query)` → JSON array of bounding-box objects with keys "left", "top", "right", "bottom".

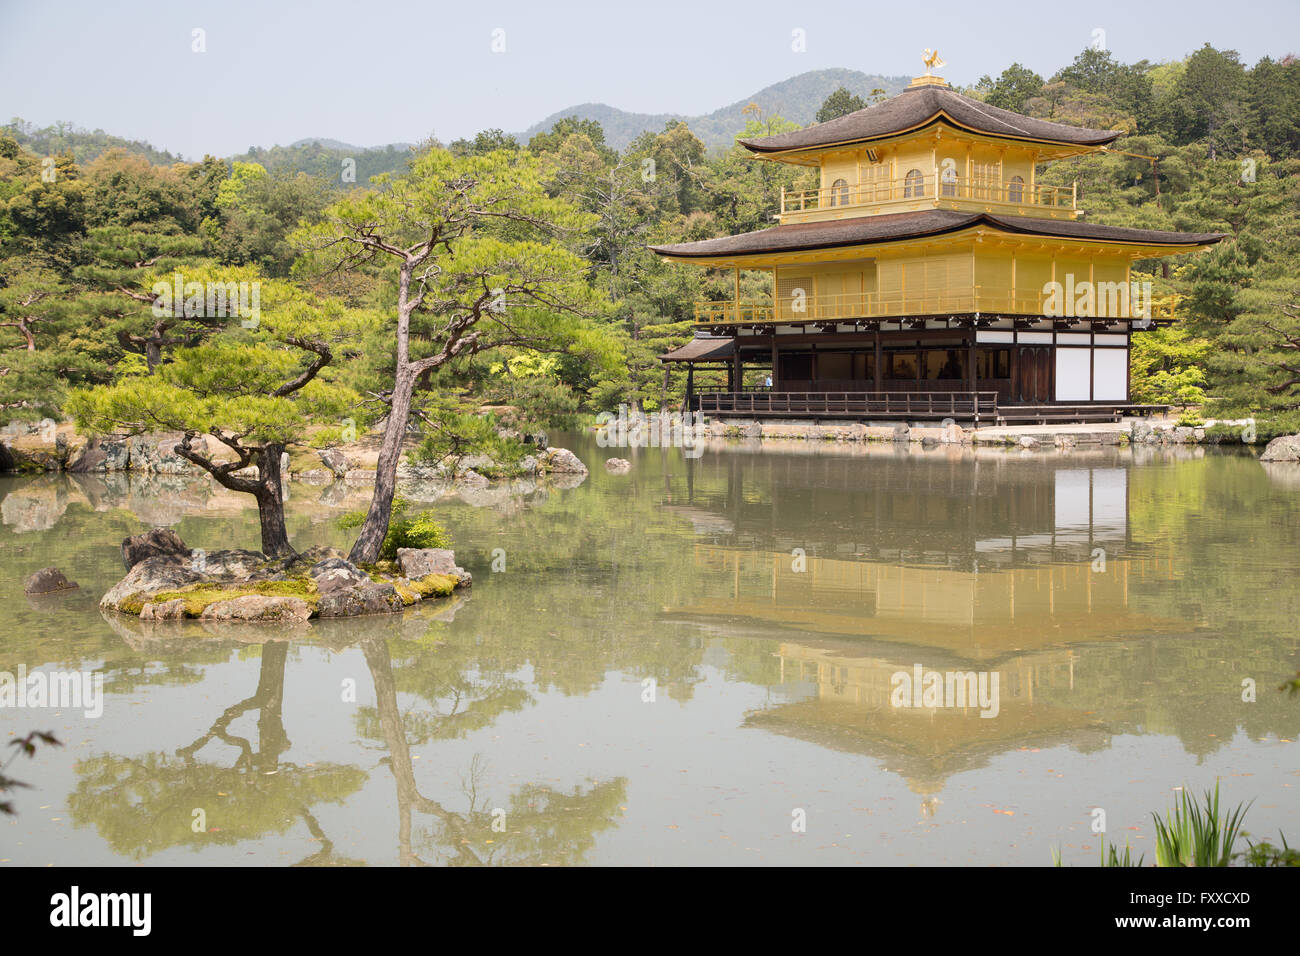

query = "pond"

[{"left": 1, "top": 433, "right": 1296, "bottom": 865}]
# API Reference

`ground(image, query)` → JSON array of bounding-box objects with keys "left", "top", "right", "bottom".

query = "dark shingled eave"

[
  {"left": 659, "top": 335, "right": 735, "bottom": 362},
  {"left": 649, "top": 210, "right": 1227, "bottom": 260},
  {"left": 738, "top": 85, "right": 1122, "bottom": 155}
]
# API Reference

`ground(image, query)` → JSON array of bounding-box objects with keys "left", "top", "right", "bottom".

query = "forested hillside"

[
  {"left": 1, "top": 44, "right": 1298, "bottom": 437},
  {"left": 519, "top": 68, "right": 910, "bottom": 150}
]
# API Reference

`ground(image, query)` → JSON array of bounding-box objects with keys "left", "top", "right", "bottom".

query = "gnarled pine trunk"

[
  {"left": 254, "top": 442, "right": 293, "bottom": 559},
  {"left": 347, "top": 366, "right": 416, "bottom": 564}
]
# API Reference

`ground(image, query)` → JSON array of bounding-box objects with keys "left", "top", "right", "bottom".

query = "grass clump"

[
  {"left": 1050, "top": 839, "right": 1145, "bottom": 867},
  {"left": 1151, "top": 782, "right": 1251, "bottom": 867}
]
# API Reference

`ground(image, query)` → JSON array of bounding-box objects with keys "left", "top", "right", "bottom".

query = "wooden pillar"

[
  {"left": 771, "top": 338, "right": 779, "bottom": 391},
  {"left": 969, "top": 328, "right": 978, "bottom": 393},
  {"left": 1010, "top": 334, "right": 1020, "bottom": 402},
  {"left": 874, "top": 327, "right": 883, "bottom": 392},
  {"left": 685, "top": 363, "right": 695, "bottom": 412},
  {"left": 732, "top": 339, "right": 742, "bottom": 393}
]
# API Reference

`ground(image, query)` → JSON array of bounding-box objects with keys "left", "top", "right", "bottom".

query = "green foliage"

[
  {"left": 408, "top": 395, "right": 530, "bottom": 475},
  {"left": 3, "top": 118, "right": 182, "bottom": 166},
  {"left": 228, "top": 139, "right": 416, "bottom": 186},
  {"left": 338, "top": 496, "right": 450, "bottom": 560},
  {"left": 815, "top": 87, "right": 868, "bottom": 124},
  {"left": 1150, "top": 781, "right": 1251, "bottom": 867},
  {"left": 973, "top": 63, "right": 1044, "bottom": 113},
  {"left": 207, "top": 161, "right": 331, "bottom": 275},
  {"left": 449, "top": 128, "right": 521, "bottom": 158},
  {"left": 67, "top": 278, "right": 366, "bottom": 447},
  {"left": 1241, "top": 833, "right": 1300, "bottom": 867},
  {"left": 1128, "top": 326, "right": 1209, "bottom": 407}
]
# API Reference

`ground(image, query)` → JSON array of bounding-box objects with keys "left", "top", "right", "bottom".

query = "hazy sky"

[{"left": 1, "top": 0, "right": 1296, "bottom": 159}]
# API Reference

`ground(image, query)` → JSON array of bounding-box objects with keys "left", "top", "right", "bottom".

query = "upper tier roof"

[
  {"left": 649, "top": 209, "right": 1226, "bottom": 259},
  {"left": 738, "top": 84, "right": 1122, "bottom": 154}
]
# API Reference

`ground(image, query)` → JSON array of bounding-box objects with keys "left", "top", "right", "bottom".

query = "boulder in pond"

[
  {"left": 200, "top": 595, "right": 313, "bottom": 623},
  {"left": 396, "top": 548, "right": 471, "bottom": 588},
  {"left": 537, "top": 447, "right": 588, "bottom": 475},
  {"left": 67, "top": 435, "right": 131, "bottom": 473},
  {"left": 309, "top": 557, "right": 371, "bottom": 593},
  {"left": 316, "top": 580, "right": 404, "bottom": 618},
  {"left": 101, "top": 555, "right": 204, "bottom": 611},
  {"left": 140, "top": 599, "right": 188, "bottom": 621},
  {"left": 1260, "top": 434, "right": 1300, "bottom": 462},
  {"left": 194, "top": 548, "right": 266, "bottom": 578},
  {"left": 456, "top": 468, "right": 490, "bottom": 489},
  {"left": 23, "top": 566, "right": 78, "bottom": 595},
  {"left": 319, "top": 447, "right": 355, "bottom": 479},
  {"left": 604, "top": 458, "right": 632, "bottom": 474},
  {"left": 249, "top": 545, "right": 346, "bottom": 581},
  {"left": 121, "top": 527, "right": 190, "bottom": 570}
]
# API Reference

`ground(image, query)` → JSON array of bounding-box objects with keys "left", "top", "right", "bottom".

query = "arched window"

[
  {"left": 903, "top": 169, "right": 925, "bottom": 198},
  {"left": 940, "top": 165, "right": 959, "bottom": 197},
  {"left": 1007, "top": 175, "right": 1025, "bottom": 203},
  {"left": 829, "top": 178, "right": 850, "bottom": 206}
]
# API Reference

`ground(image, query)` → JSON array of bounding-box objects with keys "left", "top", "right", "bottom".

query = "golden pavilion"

[{"left": 654, "top": 59, "right": 1225, "bottom": 424}]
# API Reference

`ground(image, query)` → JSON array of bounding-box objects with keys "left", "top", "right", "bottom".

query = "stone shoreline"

[
  {"left": 703, "top": 417, "right": 1257, "bottom": 450},
  {"left": 0, "top": 421, "right": 589, "bottom": 480}
]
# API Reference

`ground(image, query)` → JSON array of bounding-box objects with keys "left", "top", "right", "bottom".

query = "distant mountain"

[
  {"left": 519, "top": 68, "right": 912, "bottom": 151},
  {"left": 288, "top": 137, "right": 414, "bottom": 152},
  {"left": 2, "top": 118, "right": 183, "bottom": 166},
  {"left": 6, "top": 68, "right": 913, "bottom": 178},
  {"left": 229, "top": 139, "right": 419, "bottom": 183}
]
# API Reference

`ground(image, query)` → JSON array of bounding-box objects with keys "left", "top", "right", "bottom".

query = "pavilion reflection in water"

[{"left": 666, "top": 462, "right": 1198, "bottom": 797}]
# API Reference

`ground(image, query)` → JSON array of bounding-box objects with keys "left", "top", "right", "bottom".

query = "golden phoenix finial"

[{"left": 922, "top": 49, "right": 946, "bottom": 75}]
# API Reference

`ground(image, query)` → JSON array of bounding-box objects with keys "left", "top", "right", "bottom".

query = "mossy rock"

[
  {"left": 391, "top": 580, "right": 420, "bottom": 606},
  {"left": 410, "top": 572, "right": 458, "bottom": 599},
  {"left": 137, "top": 578, "right": 320, "bottom": 618}
]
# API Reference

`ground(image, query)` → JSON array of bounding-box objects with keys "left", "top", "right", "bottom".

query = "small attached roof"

[
  {"left": 659, "top": 334, "right": 734, "bottom": 362},
  {"left": 650, "top": 209, "right": 1226, "bottom": 260},
  {"left": 738, "top": 83, "right": 1122, "bottom": 155}
]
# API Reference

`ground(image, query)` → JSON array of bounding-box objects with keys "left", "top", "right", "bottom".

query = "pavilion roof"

[
  {"left": 649, "top": 209, "right": 1227, "bottom": 260},
  {"left": 738, "top": 83, "right": 1122, "bottom": 155},
  {"left": 659, "top": 334, "right": 735, "bottom": 362}
]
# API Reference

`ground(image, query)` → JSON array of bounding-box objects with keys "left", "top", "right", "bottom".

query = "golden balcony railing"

[
  {"left": 694, "top": 287, "right": 1180, "bottom": 325},
  {"left": 780, "top": 175, "right": 1077, "bottom": 217}
]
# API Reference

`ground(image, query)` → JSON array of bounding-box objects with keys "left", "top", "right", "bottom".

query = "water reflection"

[{"left": 1, "top": 437, "right": 1296, "bottom": 865}]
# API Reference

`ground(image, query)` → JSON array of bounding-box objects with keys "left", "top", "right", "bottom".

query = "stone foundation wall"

[{"left": 703, "top": 418, "right": 1251, "bottom": 449}]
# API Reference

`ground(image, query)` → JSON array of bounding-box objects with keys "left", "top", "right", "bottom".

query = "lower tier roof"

[{"left": 650, "top": 209, "right": 1226, "bottom": 261}]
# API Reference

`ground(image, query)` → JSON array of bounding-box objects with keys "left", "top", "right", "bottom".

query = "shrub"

[{"left": 338, "top": 496, "right": 450, "bottom": 561}]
